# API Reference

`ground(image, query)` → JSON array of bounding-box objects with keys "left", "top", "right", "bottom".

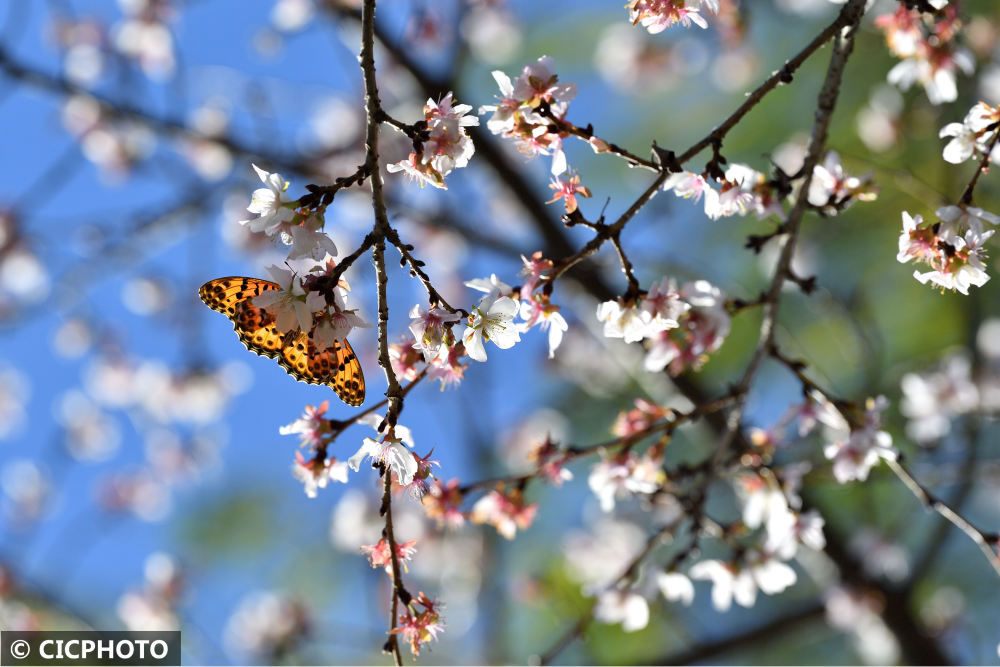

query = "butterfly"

[{"left": 199, "top": 276, "right": 365, "bottom": 406}]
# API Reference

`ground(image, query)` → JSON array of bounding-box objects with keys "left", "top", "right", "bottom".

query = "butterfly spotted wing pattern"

[{"left": 199, "top": 277, "right": 365, "bottom": 406}]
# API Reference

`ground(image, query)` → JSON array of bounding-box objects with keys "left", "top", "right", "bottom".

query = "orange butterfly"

[{"left": 199, "top": 276, "right": 365, "bottom": 406}]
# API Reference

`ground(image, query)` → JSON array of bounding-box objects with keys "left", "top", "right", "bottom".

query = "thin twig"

[
  {"left": 385, "top": 229, "right": 461, "bottom": 313},
  {"left": 884, "top": 458, "right": 1000, "bottom": 577},
  {"left": 711, "top": 0, "right": 865, "bottom": 468},
  {"left": 959, "top": 126, "right": 1000, "bottom": 205},
  {"left": 359, "top": 0, "right": 406, "bottom": 661},
  {"left": 673, "top": 4, "right": 861, "bottom": 166},
  {"left": 380, "top": 466, "right": 405, "bottom": 666},
  {"left": 458, "top": 392, "right": 740, "bottom": 495}
]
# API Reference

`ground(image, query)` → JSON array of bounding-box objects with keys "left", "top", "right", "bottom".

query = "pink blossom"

[
  {"left": 409, "top": 304, "right": 461, "bottom": 361},
  {"left": 391, "top": 593, "right": 443, "bottom": 657},
  {"left": 470, "top": 488, "right": 537, "bottom": 539},
  {"left": 422, "top": 478, "right": 466, "bottom": 528},
  {"left": 519, "top": 251, "right": 554, "bottom": 300},
  {"left": 279, "top": 401, "right": 330, "bottom": 451},
  {"left": 547, "top": 171, "right": 592, "bottom": 214},
  {"left": 361, "top": 537, "right": 418, "bottom": 574}
]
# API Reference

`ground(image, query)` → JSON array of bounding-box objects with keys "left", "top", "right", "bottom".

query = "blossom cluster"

[
  {"left": 386, "top": 93, "right": 479, "bottom": 189},
  {"left": 897, "top": 205, "right": 996, "bottom": 294},
  {"left": 582, "top": 424, "right": 831, "bottom": 629},
  {"left": 117, "top": 553, "right": 182, "bottom": 632},
  {"left": 752, "top": 391, "right": 898, "bottom": 484},
  {"left": 875, "top": 3, "right": 972, "bottom": 105},
  {"left": 900, "top": 324, "right": 1000, "bottom": 444},
  {"left": 282, "top": 405, "right": 437, "bottom": 499},
  {"left": 391, "top": 254, "right": 569, "bottom": 391},
  {"left": 663, "top": 152, "right": 876, "bottom": 222},
  {"left": 239, "top": 165, "right": 372, "bottom": 348},
  {"left": 597, "top": 278, "right": 730, "bottom": 375},
  {"left": 480, "top": 56, "right": 577, "bottom": 176},
  {"left": 626, "top": 0, "right": 720, "bottom": 33},
  {"left": 939, "top": 101, "right": 1000, "bottom": 165}
]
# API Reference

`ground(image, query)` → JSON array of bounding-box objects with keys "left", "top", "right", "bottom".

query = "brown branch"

[
  {"left": 673, "top": 2, "right": 863, "bottom": 166},
  {"left": 539, "top": 108, "right": 660, "bottom": 172},
  {"left": 457, "top": 392, "right": 740, "bottom": 495},
  {"left": 538, "top": 508, "right": 702, "bottom": 664},
  {"left": 540, "top": 2, "right": 864, "bottom": 298},
  {"left": 771, "top": 342, "right": 1000, "bottom": 579},
  {"left": 359, "top": 1, "right": 406, "bottom": 661},
  {"left": 710, "top": 0, "right": 865, "bottom": 467},
  {"left": 380, "top": 465, "right": 405, "bottom": 666},
  {"left": 884, "top": 457, "right": 1000, "bottom": 577}
]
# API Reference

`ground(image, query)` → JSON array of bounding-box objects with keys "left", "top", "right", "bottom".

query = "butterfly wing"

[
  {"left": 199, "top": 277, "right": 366, "bottom": 406},
  {"left": 199, "top": 276, "right": 278, "bottom": 316},
  {"left": 200, "top": 277, "right": 285, "bottom": 358},
  {"left": 279, "top": 332, "right": 366, "bottom": 407}
]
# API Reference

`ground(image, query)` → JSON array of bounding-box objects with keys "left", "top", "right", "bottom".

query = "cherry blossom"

[
  {"left": 513, "top": 56, "right": 577, "bottom": 109},
  {"left": 900, "top": 355, "right": 978, "bottom": 444},
  {"left": 409, "top": 304, "right": 461, "bottom": 362},
  {"left": 528, "top": 437, "right": 573, "bottom": 486},
  {"left": 464, "top": 273, "right": 514, "bottom": 296},
  {"left": 291, "top": 451, "right": 349, "bottom": 498},
  {"left": 391, "top": 593, "right": 443, "bottom": 657},
  {"left": 690, "top": 552, "right": 796, "bottom": 612},
  {"left": 422, "top": 479, "right": 466, "bottom": 528},
  {"left": 547, "top": 171, "right": 592, "bottom": 214},
  {"left": 657, "top": 571, "right": 695, "bottom": 606},
  {"left": 518, "top": 251, "right": 553, "bottom": 300},
  {"left": 877, "top": 5, "right": 973, "bottom": 106},
  {"left": 627, "top": 0, "right": 720, "bottom": 32},
  {"left": 361, "top": 537, "right": 418, "bottom": 574},
  {"left": 611, "top": 399, "right": 671, "bottom": 438},
  {"left": 279, "top": 401, "right": 330, "bottom": 451},
  {"left": 806, "top": 151, "right": 878, "bottom": 212},
  {"left": 470, "top": 488, "right": 537, "bottom": 539},
  {"left": 286, "top": 223, "right": 338, "bottom": 261},
  {"left": 596, "top": 297, "right": 673, "bottom": 343},
  {"left": 348, "top": 433, "right": 418, "bottom": 487},
  {"left": 462, "top": 291, "right": 520, "bottom": 362},
  {"left": 645, "top": 280, "right": 730, "bottom": 374},
  {"left": 588, "top": 450, "right": 665, "bottom": 512},
  {"left": 640, "top": 277, "right": 689, "bottom": 329},
  {"left": 593, "top": 588, "right": 649, "bottom": 632},
  {"left": 518, "top": 294, "right": 568, "bottom": 359},
  {"left": 239, "top": 164, "right": 295, "bottom": 236},
  {"left": 937, "top": 204, "right": 1000, "bottom": 236},
  {"left": 899, "top": 209, "right": 995, "bottom": 295},
  {"left": 387, "top": 93, "right": 478, "bottom": 189},
  {"left": 389, "top": 340, "right": 423, "bottom": 382},
  {"left": 313, "top": 307, "right": 371, "bottom": 350},
  {"left": 722, "top": 164, "right": 785, "bottom": 221},
  {"left": 939, "top": 102, "right": 1000, "bottom": 165},
  {"left": 662, "top": 171, "right": 719, "bottom": 213},
  {"left": 764, "top": 509, "right": 826, "bottom": 560},
  {"left": 479, "top": 56, "right": 576, "bottom": 175},
  {"left": 223, "top": 591, "right": 309, "bottom": 661},
  {"left": 823, "top": 396, "right": 898, "bottom": 484},
  {"left": 252, "top": 265, "right": 324, "bottom": 335},
  {"left": 426, "top": 343, "right": 467, "bottom": 389}
]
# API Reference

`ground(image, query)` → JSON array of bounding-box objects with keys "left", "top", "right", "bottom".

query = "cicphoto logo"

[{"left": 1, "top": 631, "right": 180, "bottom": 666}]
